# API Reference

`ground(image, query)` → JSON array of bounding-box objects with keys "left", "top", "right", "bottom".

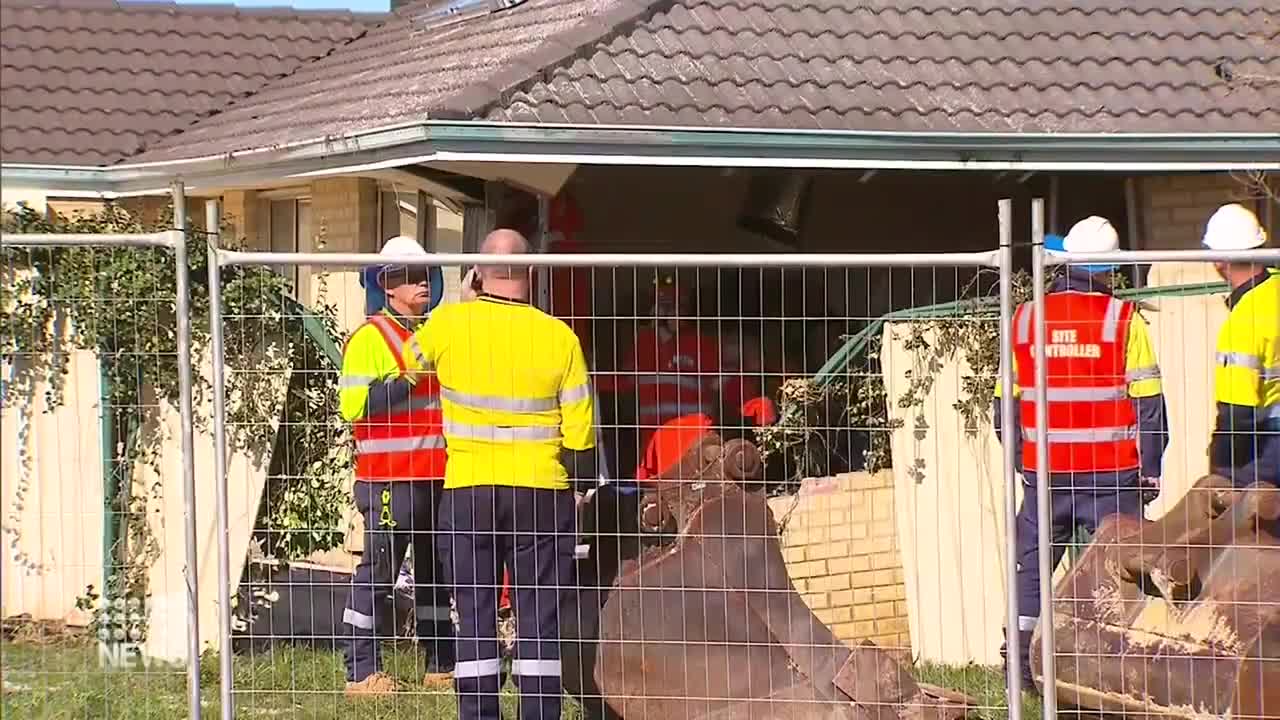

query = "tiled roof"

[
  {"left": 492, "top": 0, "right": 1280, "bottom": 133},
  {"left": 0, "top": 0, "right": 388, "bottom": 165},
  {"left": 101, "top": 1, "right": 1280, "bottom": 165},
  {"left": 128, "top": 0, "right": 653, "bottom": 163}
]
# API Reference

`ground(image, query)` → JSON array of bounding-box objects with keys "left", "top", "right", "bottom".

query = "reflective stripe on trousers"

[
  {"left": 439, "top": 486, "right": 574, "bottom": 720},
  {"left": 342, "top": 481, "right": 454, "bottom": 683}
]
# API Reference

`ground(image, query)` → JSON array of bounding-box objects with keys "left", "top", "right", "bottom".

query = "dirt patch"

[{"left": 1, "top": 615, "right": 87, "bottom": 646}]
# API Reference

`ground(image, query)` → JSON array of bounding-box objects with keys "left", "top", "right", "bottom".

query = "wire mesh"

[
  {"left": 0, "top": 229, "right": 199, "bottom": 717},
  {"left": 9, "top": 202, "right": 1272, "bottom": 720},
  {"left": 206, "top": 243, "right": 1032, "bottom": 720},
  {"left": 1027, "top": 245, "right": 1280, "bottom": 720}
]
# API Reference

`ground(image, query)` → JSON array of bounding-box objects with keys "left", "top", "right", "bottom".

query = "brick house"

[
  {"left": 7, "top": 0, "right": 1274, "bottom": 342},
  {"left": 2, "top": 0, "right": 1277, "bottom": 659}
]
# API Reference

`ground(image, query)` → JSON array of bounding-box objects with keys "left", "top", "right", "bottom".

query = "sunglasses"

[{"left": 382, "top": 267, "right": 430, "bottom": 288}]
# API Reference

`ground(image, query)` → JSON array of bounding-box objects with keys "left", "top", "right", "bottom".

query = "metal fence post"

[
  {"left": 1029, "top": 197, "right": 1057, "bottom": 719},
  {"left": 997, "top": 198, "right": 1023, "bottom": 720},
  {"left": 171, "top": 180, "right": 204, "bottom": 720},
  {"left": 205, "top": 227, "right": 235, "bottom": 720}
]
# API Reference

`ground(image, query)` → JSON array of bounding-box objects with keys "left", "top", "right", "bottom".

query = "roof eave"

[{"left": 5, "top": 121, "right": 1279, "bottom": 194}]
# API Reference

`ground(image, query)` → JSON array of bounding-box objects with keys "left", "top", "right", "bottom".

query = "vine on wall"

[
  {"left": 0, "top": 202, "right": 352, "bottom": 637},
  {"left": 758, "top": 268, "right": 1050, "bottom": 484}
]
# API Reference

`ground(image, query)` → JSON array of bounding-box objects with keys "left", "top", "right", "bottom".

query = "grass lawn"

[{"left": 2, "top": 639, "right": 1042, "bottom": 719}]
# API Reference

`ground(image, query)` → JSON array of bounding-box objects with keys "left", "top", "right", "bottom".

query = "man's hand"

[{"left": 460, "top": 267, "right": 481, "bottom": 302}]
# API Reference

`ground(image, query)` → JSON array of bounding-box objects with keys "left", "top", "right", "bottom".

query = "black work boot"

[{"left": 421, "top": 621, "right": 456, "bottom": 688}]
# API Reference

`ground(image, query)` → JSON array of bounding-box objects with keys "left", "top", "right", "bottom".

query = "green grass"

[
  {"left": 914, "top": 662, "right": 1043, "bottom": 720},
  {"left": 2, "top": 640, "right": 1041, "bottom": 720},
  {"left": 2, "top": 639, "right": 543, "bottom": 719}
]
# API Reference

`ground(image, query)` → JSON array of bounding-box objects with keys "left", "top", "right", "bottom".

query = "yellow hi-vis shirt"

[
  {"left": 338, "top": 309, "right": 412, "bottom": 423},
  {"left": 1214, "top": 270, "right": 1280, "bottom": 420},
  {"left": 401, "top": 294, "right": 595, "bottom": 490},
  {"left": 995, "top": 307, "right": 1163, "bottom": 400}
]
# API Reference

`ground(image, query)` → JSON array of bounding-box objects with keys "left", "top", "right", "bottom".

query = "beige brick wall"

[
  {"left": 312, "top": 178, "right": 380, "bottom": 254},
  {"left": 222, "top": 190, "right": 263, "bottom": 248},
  {"left": 1139, "top": 172, "right": 1274, "bottom": 250},
  {"left": 768, "top": 471, "right": 910, "bottom": 653}
]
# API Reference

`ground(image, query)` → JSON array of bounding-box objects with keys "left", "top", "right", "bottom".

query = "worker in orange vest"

[
  {"left": 994, "top": 218, "right": 1168, "bottom": 689},
  {"left": 339, "top": 236, "right": 455, "bottom": 696},
  {"left": 612, "top": 273, "right": 725, "bottom": 452}
]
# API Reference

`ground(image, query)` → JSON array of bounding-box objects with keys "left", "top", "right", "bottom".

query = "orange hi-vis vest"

[
  {"left": 1011, "top": 292, "right": 1140, "bottom": 474},
  {"left": 351, "top": 313, "right": 447, "bottom": 481},
  {"left": 627, "top": 327, "right": 722, "bottom": 429}
]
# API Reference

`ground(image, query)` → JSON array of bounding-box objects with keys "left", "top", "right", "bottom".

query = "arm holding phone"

[{"left": 461, "top": 266, "right": 481, "bottom": 302}]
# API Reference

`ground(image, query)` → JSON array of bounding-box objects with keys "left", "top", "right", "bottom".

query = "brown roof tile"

[
  {"left": 127, "top": 0, "right": 659, "bottom": 163},
  {"left": 60, "top": 1, "right": 1280, "bottom": 165},
  {"left": 0, "top": 0, "right": 388, "bottom": 165},
  {"left": 492, "top": 0, "right": 1280, "bottom": 133}
]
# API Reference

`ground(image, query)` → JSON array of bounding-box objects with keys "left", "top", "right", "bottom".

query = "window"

[{"left": 263, "top": 197, "right": 311, "bottom": 290}]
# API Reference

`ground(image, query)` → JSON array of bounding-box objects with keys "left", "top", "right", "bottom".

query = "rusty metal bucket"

[
  {"left": 592, "top": 433, "right": 976, "bottom": 720},
  {"left": 1030, "top": 474, "right": 1280, "bottom": 719}
]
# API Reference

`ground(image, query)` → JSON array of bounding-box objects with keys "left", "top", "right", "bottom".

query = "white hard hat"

[
  {"left": 1062, "top": 216, "right": 1120, "bottom": 254},
  {"left": 380, "top": 235, "right": 427, "bottom": 257},
  {"left": 1202, "top": 203, "right": 1267, "bottom": 251}
]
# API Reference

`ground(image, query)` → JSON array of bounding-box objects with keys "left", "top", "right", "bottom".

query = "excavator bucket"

[
  {"left": 591, "top": 433, "right": 976, "bottom": 720},
  {"left": 1030, "top": 474, "right": 1280, "bottom": 719}
]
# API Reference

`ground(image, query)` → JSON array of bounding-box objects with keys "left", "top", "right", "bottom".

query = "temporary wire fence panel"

[
  {"left": 7, "top": 220, "right": 1273, "bottom": 720},
  {"left": 205, "top": 246, "right": 1027, "bottom": 720},
  {"left": 1027, "top": 246, "right": 1280, "bottom": 720},
  {"left": 0, "top": 229, "right": 202, "bottom": 719}
]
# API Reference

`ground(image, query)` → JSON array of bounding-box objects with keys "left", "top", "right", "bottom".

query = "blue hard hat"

[{"left": 359, "top": 264, "right": 444, "bottom": 317}]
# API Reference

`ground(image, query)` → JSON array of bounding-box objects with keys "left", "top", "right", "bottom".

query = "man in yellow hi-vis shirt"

[
  {"left": 402, "top": 228, "right": 596, "bottom": 720},
  {"left": 993, "top": 217, "right": 1168, "bottom": 690},
  {"left": 1202, "top": 203, "right": 1278, "bottom": 488}
]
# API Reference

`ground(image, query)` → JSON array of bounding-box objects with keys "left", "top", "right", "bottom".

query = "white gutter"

[
  {"left": 425, "top": 150, "right": 1280, "bottom": 173},
  {"left": 105, "top": 121, "right": 1280, "bottom": 174},
  {"left": 3, "top": 121, "right": 1278, "bottom": 194}
]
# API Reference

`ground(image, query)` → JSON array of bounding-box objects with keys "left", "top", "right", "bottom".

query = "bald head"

[
  {"left": 476, "top": 228, "right": 531, "bottom": 298},
  {"left": 480, "top": 228, "right": 530, "bottom": 256}
]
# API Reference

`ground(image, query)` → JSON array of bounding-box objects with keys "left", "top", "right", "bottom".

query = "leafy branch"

[
  {"left": 758, "top": 268, "right": 1050, "bottom": 485},
  {"left": 1, "top": 201, "right": 352, "bottom": 638}
]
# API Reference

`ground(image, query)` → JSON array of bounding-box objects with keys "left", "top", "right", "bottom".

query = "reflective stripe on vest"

[
  {"left": 352, "top": 313, "right": 447, "bottom": 481},
  {"left": 1215, "top": 351, "right": 1280, "bottom": 420},
  {"left": 1012, "top": 293, "right": 1141, "bottom": 474},
  {"left": 635, "top": 372, "right": 711, "bottom": 422},
  {"left": 437, "top": 379, "right": 594, "bottom": 444}
]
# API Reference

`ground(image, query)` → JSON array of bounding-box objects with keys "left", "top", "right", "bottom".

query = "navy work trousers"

[
  {"left": 343, "top": 480, "right": 456, "bottom": 682},
  {"left": 1003, "top": 472, "right": 1145, "bottom": 685},
  {"left": 438, "top": 485, "right": 576, "bottom": 720}
]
